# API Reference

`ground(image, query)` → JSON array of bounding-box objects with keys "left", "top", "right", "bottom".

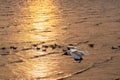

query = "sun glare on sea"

[
  {"left": 22, "top": 0, "right": 61, "bottom": 78},
  {"left": 26, "top": 0, "right": 60, "bottom": 42}
]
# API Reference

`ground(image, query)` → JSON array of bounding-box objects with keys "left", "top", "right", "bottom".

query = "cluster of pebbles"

[{"left": 0, "top": 43, "right": 64, "bottom": 57}]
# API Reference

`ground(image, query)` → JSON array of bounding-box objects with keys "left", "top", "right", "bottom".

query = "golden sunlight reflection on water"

[
  {"left": 19, "top": 0, "right": 62, "bottom": 79},
  {"left": 0, "top": 0, "right": 69, "bottom": 79},
  {"left": 28, "top": 0, "right": 61, "bottom": 42},
  {"left": 0, "top": 0, "right": 64, "bottom": 42}
]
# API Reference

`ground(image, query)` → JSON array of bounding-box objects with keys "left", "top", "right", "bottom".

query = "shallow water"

[
  {"left": 0, "top": 0, "right": 85, "bottom": 79},
  {"left": 0, "top": 0, "right": 120, "bottom": 80},
  {"left": 0, "top": 0, "right": 67, "bottom": 43}
]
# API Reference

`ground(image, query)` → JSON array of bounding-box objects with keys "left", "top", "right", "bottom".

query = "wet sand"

[{"left": 0, "top": 0, "right": 120, "bottom": 80}]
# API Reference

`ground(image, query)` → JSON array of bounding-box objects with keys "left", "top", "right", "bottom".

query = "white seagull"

[{"left": 66, "top": 45, "right": 88, "bottom": 63}]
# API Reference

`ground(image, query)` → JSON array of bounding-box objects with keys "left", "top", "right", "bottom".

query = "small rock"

[
  {"left": 118, "top": 46, "right": 120, "bottom": 48},
  {"left": 41, "top": 42, "right": 45, "bottom": 44},
  {"left": 32, "top": 44, "right": 37, "bottom": 47},
  {"left": 88, "top": 44, "right": 94, "bottom": 48},
  {"left": 68, "top": 44, "right": 74, "bottom": 46},
  {"left": 115, "top": 78, "right": 120, "bottom": 80},
  {"left": 42, "top": 49, "right": 46, "bottom": 52},
  {"left": 36, "top": 47, "right": 40, "bottom": 50},
  {"left": 50, "top": 45, "right": 56, "bottom": 50},
  {"left": 54, "top": 44, "right": 62, "bottom": 48},
  {"left": 57, "top": 45, "right": 62, "bottom": 48},
  {"left": 111, "top": 46, "right": 118, "bottom": 49},
  {"left": 10, "top": 46, "right": 17, "bottom": 50},
  {"left": 54, "top": 44, "right": 57, "bottom": 47},
  {"left": 42, "top": 45, "right": 48, "bottom": 48},
  {"left": 56, "top": 44, "right": 62, "bottom": 48},
  {"left": 1, "top": 47, "right": 6, "bottom": 50},
  {"left": 0, "top": 27, "right": 4, "bottom": 29},
  {"left": 62, "top": 49, "right": 66, "bottom": 52}
]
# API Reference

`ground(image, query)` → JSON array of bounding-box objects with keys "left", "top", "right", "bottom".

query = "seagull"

[
  {"left": 63, "top": 45, "right": 77, "bottom": 55},
  {"left": 65, "top": 45, "right": 88, "bottom": 63}
]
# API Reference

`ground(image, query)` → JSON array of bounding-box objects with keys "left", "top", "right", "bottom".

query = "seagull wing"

[
  {"left": 70, "top": 52, "right": 81, "bottom": 59},
  {"left": 78, "top": 51, "right": 89, "bottom": 55}
]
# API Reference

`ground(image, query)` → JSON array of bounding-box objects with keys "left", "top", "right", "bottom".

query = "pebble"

[
  {"left": 111, "top": 46, "right": 120, "bottom": 49},
  {"left": 88, "top": 44, "right": 94, "bottom": 48},
  {"left": 42, "top": 45, "right": 49, "bottom": 48},
  {"left": 115, "top": 78, "right": 120, "bottom": 80},
  {"left": 50, "top": 44, "right": 56, "bottom": 50},
  {"left": 10, "top": 46, "right": 17, "bottom": 50},
  {"left": 42, "top": 49, "right": 46, "bottom": 52},
  {"left": 32, "top": 44, "right": 37, "bottom": 47},
  {"left": 1, "top": 47, "right": 6, "bottom": 50},
  {"left": 36, "top": 47, "right": 40, "bottom": 50}
]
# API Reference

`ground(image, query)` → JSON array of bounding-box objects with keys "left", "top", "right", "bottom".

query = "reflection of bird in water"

[{"left": 64, "top": 45, "right": 88, "bottom": 63}]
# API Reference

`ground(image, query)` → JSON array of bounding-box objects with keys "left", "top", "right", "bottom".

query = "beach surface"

[{"left": 0, "top": 0, "right": 120, "bottom": 80}]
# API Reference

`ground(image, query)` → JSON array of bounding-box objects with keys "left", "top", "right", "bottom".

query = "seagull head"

[{"left": 67, "top": 46, "right": 75, "bottom": 50}]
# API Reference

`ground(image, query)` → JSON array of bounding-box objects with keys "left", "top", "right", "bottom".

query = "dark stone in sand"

[
  {"left": 36, "top": 47, "right": 40, "bottom": 50},
  {"left": 118, "top": 46, "right": 120, "bottom": 48},
  {"left": 0, "top": 27, "right": 4, "bottom": 29},
  {"left": 1, "top": 47, "right": 6, "bottom": 50},
  {"left": 50, "top": 44, "right": 56, "bottom": 49},
  {"left": 62, "top": 49, "right": 66, "bottom": 52},
  {"left": 115, "top": 78, "right": 120, "bottom": 80},
  {"left": 53, "top": 44, "right": 62, "bottom": 48},
  {"left": 95, "top": 23, "right": 102, "bottom": 26},
  {"left": 56, "top": 45, "right": 62, "bottom": 48},
  {"left": 41, "top": 42, "right": 45, "bottom": 43},
  {"left": 6, "top": 26, "right": 10, "bottom": 28},
  {"left": 32, "top": 44, "right": 37, "bottom": 47},
  {"left": 54, "top": 44, "right": 57, "bottom": 47},
  {"left": 68, "top": 44, "right": 74, "bottom": 46},
  {"left": 10, "top": 46, "right": 17, "bottom": 50},
  {"left": 111, "top": 46, "right": 118, "bottom": 49},
  {"left": 88, "top": 44, "right": 94, "bottom": 48},
  {"left": 42, "top": 49, "right": 46, "bottom": 52},
  {"left": 42, "top": 45, "right": 48, "bottom": 48},
  {"left": 58, "top": 46, "right": 62, "bottom": 48}
]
